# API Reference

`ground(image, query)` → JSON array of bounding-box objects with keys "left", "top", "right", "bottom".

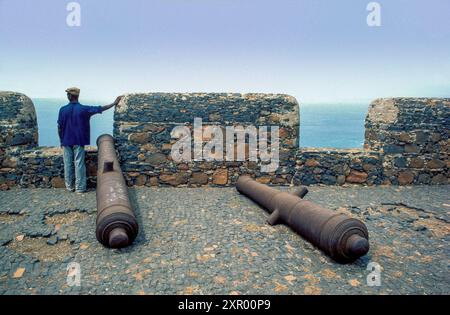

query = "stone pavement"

[{"left": 0, "top": 185, "right": 449, "bottom": 295}]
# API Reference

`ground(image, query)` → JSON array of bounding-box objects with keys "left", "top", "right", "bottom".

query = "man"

[{"left": 57, "top": 87, "right": 123, "bottom": 193}]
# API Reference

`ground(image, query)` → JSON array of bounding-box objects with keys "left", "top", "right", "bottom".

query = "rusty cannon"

[
  {"left": 95, "top": 134, "right": 139, "bottom": 248},
  {"left": 236, "top": 176, "right": 369, "bottom": 263}
]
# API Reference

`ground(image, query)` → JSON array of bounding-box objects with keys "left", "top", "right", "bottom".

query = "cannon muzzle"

[
  {"left": 236, "top": 176, "right": 369, "bottom": 263},
  {"left": 95, "top": 134, "right": 139, "bottom": 248}
]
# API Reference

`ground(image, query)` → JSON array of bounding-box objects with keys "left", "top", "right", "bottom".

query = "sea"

[{"left": 32, "top": 98, "right": 368, "bottom": 149}]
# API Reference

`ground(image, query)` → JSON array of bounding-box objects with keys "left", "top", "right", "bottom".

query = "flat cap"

[{"left": 65, "top": 87, "right": 80, "bottom": 96}]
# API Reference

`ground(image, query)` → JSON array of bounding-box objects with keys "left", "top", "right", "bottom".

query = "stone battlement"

[
  {"left": 114, "top": 93, "right": 298, "bottom": 186},
  {"left": 0, "top": 91, "right": 448, "bottom": 189}
]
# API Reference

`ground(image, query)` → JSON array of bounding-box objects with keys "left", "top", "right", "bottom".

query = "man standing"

[{"left": 57, "top": 87, "right": 123, "bottom": 193}]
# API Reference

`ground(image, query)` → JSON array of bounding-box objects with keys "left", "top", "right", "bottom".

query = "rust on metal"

[
  {"left": 236, "top": 176, "right": 369, "bottom": 263},
  {"left": 95, "top": 134, "right": 138, "bottom": 248}
]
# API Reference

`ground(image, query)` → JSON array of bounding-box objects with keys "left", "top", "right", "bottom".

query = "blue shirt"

[{"left": 57, "top": 102, "right": 103, "bottom": 146}]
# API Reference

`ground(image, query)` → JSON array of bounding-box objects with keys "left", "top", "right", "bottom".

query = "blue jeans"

[{"left": 63, "top": 146, "right": 86, "bottom": 192}]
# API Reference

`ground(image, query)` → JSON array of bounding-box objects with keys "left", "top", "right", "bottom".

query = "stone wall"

[
  {"left": 0, "top": 147, "right": 98, "bottom": 190},
  {"left": 16, "top": 147, "right": 98, "bottom": 188},
  {"left": 294, "top": 149, "right": 383, "bottom": 186},
  {"left": 291, "top": 98, "right": 449, "bottom": 186},
  {"left": 0, "top": 92, "right": 38, "bottom": 150},
  {"left": 0, "top": 92, "right": 39, "bottom": 189},
  {"left": 0, "top": 91, "right": 448, "bottom": 190},
  {"left": 114, "top": 93, "right": 299, "bottom": 186},
  {"left": 365, "top": 98, "right": 449, "bottom": 185}
]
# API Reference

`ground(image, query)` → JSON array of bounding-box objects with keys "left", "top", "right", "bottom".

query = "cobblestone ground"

[{"left": 0, "top": 185, "right": 449, "bottom": 295}]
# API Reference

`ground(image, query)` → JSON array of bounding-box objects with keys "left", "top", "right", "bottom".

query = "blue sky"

[{"left": 0, "top": 0, "right": 449, "bottom": 103}]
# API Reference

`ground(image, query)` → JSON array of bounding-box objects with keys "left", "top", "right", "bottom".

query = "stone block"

[
  {"left": 346, "top": 170, "right": 368, "bottom": 184},
  {"left": 212, "top": 169, "right": 228, "bottom": 185}
]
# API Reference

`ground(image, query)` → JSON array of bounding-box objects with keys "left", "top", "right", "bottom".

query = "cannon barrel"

[
  {"left": 236, "top": 176, "right": 369, "bottom": 263},
  {"left": 95, "top": 134, "right": 138, "bottom": 248}
]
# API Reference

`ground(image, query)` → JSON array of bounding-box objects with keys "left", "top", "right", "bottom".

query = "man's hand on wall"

[
  {"left": 101, "top": 96, "right": 124, "bottom": 112},
  {"left": 114, "top": 95, "right": 124, "bottom": 106}
]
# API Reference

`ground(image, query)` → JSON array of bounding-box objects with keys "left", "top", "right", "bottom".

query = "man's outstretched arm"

[{"left": 101, "top": 96, "right": 123, "bottom": 112}]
